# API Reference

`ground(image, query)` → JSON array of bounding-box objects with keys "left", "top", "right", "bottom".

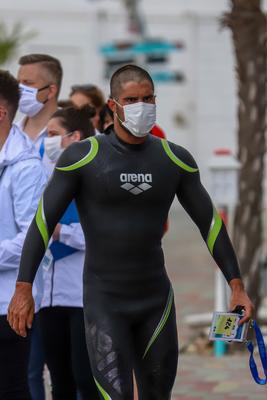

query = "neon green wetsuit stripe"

[
  {"left": 56, "top": 137, "right": 99, "bottom": 172},
  {"left": 207, "top": 207, "right": 222, "bottom": 255},
  {"left": 143, "top": 287, "right": 174, "bottom": 359},
  {"left": 161, "top": 139, "right": 198, "bottom": 173},
  {"left": 35, "top": 196, "right": 49, "bottom": 249},
  {"left": 94, "top": 378, "right": 112, "bottom": 400}
]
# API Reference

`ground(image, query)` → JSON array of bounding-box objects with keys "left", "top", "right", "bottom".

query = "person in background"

[
  {"left": 57, "top": 99, "right": 97, "bottom": 129},
  {"left": 0, "top": 70, "right": 46, "bottom": 400},
  {"left": 39, "top": 105, "right": 98, "bottom": 400},
  {"left": 98, "top": 103, "right": 114, "bottom": 134},
  {"left": 17, "top": 53, "right": 63, "bottom": 175},
  {"left": 150, "top": 124, "right": 166, "bottom": 139},
  {"left": 16, "top": 53, "right": 63, "bottom": 400},
  {"left": 69, "top": 84, "right": 105, "bottom": 133},
  {"left": 57, "top": 99, "right": 73, "bottom": 109}
]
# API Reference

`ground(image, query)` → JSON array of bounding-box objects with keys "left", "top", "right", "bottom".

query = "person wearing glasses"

[{"left": 8, "top": 65, "right": 253, "bottom": 400}]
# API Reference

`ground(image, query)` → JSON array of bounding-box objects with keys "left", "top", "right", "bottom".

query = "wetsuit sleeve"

[
  {"left": 172, "top": 144, "right": 241, "bottom": 283},
  {"left": 17, "top": 141, "right": 88, "bottom": 283}
]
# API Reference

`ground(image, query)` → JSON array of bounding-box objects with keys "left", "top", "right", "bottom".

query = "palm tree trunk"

[{"left": 222, "top": 0, "right": 267, "bottom": 310}]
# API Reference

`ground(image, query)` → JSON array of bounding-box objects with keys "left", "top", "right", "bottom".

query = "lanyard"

[
  {"left": 39, "top": 138, "right": 45, "bottom": 159},
  {"left": 246, "top": 320, "right": 267, "bottom": 385}
]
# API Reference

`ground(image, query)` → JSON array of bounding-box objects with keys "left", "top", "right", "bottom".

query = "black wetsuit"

[{"left": 18, "top": 131, "right": 241, "bottom": 400}]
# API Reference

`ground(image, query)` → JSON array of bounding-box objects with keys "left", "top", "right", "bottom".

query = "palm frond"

[{"left": 0, "top": 21, "right": 36, "bottom": 65}]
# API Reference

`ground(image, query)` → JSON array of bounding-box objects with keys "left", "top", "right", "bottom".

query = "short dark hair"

[
  {"left": 99, "top": 103, "right": 114, "bottom": 133},
  {"left": 70, "top": 84, "right": 105, "bottom": 109},
  {"left": 51, "top": 105, "right": 96, "bottom": 139},
  {"left": 0, "top": 70, "right": 20, "bottom": 121},
  {"left": 57, "top": 99, "right": 74, "bottom": 109},
  {"left": 110, "top": 64, "right": 154, "bottom": 99},
  {"left": 19, "top": 54, "right": 63, "bottom": 95}
]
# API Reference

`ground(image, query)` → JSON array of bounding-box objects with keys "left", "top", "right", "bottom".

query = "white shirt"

[
  {"left": 41, "top": 223, "right": 85, "bottom": 308},
  {"left": 15, "top": 117, "right": 54, "bottom": 175},
  {"left": 40, "top": 161, "right": 86, "bottom": 308}
]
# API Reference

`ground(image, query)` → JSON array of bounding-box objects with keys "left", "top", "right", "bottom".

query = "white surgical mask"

[
  {"left": 115, "top": 101, "right": 156, "bottom": 138},
  {"left": 44, "top": 132, "right": 74, "bottom": 163},
  {"left": 19, "top": 83, "right": 48, "bottom": 117},
  {"left": 44, "top": 136, "right": 63, "bottom": 163}
]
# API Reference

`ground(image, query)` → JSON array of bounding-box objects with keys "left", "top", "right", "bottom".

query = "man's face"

[
  {"left": 109, "top": 80, "right": 155, "bottom": 122},
  {"left": 17, "top": 63, "right": 52, "bottom": 103}
]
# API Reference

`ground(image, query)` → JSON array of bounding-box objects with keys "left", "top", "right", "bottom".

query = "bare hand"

[
  {"left": 53, "top": 223, "right": 62, "bottom": 241},
  {"left": 229, "top": 278, "right": 254, "bottom": 325},
  {"left": 7, "top": 282, "right": 34, "bottom": 337}
]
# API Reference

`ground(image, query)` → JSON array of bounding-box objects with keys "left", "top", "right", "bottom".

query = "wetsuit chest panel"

[
  {"left": 75, "top": 133, "right": 182, "bottom": 280},
  {"left": 87, "top": 133, "right": 180, "bottom": 207}
]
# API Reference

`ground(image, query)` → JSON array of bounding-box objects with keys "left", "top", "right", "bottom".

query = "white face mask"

[
  {"left": 115, "top": 101, "right": 156, "bottom": 138},
  {"left": 44, "top": 136, "right": 63, "bottom": 163},
  {"left": 44, "top": 132, "right": 74, "bottom": 163},
  {"left": 19, "top": 83, "right": 48, "bottom": 117}
]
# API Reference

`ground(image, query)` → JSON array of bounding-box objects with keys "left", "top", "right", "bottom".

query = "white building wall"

[
  {"left": 0, "top": 1, "right": 104, "bottom": 94},
  {"left": 194, "top": 15, "right": 238, "bottom": 186}
]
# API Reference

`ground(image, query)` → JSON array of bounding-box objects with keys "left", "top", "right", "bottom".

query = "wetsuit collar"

[{"left": 108, "top": 129, "right": 151, "bottom": 152}]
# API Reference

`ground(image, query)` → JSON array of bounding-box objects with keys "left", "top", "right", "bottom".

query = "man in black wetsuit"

[{"left": 8, "top": 65, "right": 253, "bottom": 400}]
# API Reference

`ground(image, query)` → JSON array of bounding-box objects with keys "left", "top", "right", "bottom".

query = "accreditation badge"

[
  {"left": 40, "top": 248, "right": 53, "bottom": 271},
  {"left": 209, "top": 311, "right": 249, "bottom": 342}
]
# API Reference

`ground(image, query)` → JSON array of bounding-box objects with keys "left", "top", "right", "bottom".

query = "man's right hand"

[{"left": 7, "top": 281, "right": 34, "bottom": 337}]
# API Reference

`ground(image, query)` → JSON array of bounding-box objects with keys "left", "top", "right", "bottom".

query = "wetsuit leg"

[
  {"left": 84, "top": 307, "right": 134, "bottom": 400},
  {"left": 133, "top": 289, "right": 178, "bottom": 400},
  {"left": 84, "top": 283, "right": 178, "bottom": 400},
  {"left": 70, "top": 308, "right": 99, "bottom": 399}
]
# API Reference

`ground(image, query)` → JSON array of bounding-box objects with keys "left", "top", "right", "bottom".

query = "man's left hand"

[
  {"left": 229, "top": 278, "right": 254, "bottom": 325},
  {"left": 7, "top": 282, "right": 34, "bottom": 337}
]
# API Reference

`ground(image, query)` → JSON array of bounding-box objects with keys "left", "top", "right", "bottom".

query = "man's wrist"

[
  {"left": 229, "top": 278, "right": 244, "bottom": 292},
  {"left": 15, "top": 281, "right": 33, "bottom": 291}
]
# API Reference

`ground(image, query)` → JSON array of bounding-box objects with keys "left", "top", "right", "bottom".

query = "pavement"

[
  {"left": 172, "top": 353, "right": 266, "bottom": 400},
  {"left": 163, "top": 206, "right": 267, "bottom": 399}
]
